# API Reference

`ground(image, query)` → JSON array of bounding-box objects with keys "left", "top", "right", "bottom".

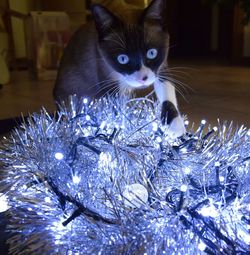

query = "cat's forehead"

[
  {"left": 143, "top": 25, "right": 169, "bottom": 44},
  {"left": 104, "top": 24, "right": 168, "bottom": 50},
  {"left": 107, "top": 24, "right": 142, "bottom": 39}
]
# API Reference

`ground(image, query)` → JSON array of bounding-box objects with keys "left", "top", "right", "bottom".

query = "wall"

[
  {"left": 243, "top": 24, "right": 250, "bottom": 57},
  {"left": 41, "top": 0, "right": 86, "bottom": 33},
  {"left": 41, "top": 0, "right": 85, "bottom": 12},
  {"left": 0, "top": 0, "right": 8, "bottom": 58},
  {"left": 8, "top": 0, "right": 86, "bottom": 59},
  {"left": 0, "top": 0, "right": 7, "bottom": 9},
  {"left": 211, "top": 4, "right": 219, "bottom": 52},
  {"left": 9, "top": 0, "right": 37, "bottom": 58}
]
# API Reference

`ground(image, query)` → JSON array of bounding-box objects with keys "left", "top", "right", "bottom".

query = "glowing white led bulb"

[
  {"left": 183, "top": 167, "right": 191, "bottom": 174},
  {"left": 100, "top": 121, "right": 106, "bottom": 129},
  {"left": 53, "top": 218, "right": 65, "bottom": 231},
  {"left": 83, "top": 98, "right": 88, "bottom": 104},
  {"left": 180, "top": 147, "right": 187, "bottom": 153},
  {"left": 199, "top": 204, "right": 219, "bottom": 218},
  {"left": 219, "top": 176, "right": 225, "bottom": 182},
  {"left": 122, "top": 183, "right": 148, "bottom": 208},
  {"left": 99, "top": 152, "right": 111, "bottom": 163},
  {"left": 201, "top": 119, "right": 206, "bottom": 125},
  {"left": 214, "top": 161, "right": 220, "bottom": 167},
  {"left": 152, "top": 122, "right": 158, "bottom": 132},
  {"left": 45, "top": 197, "right": 51, "bottom": 203},
  {"left": 180, "top": 184, "right": 188, "bottom": 192},
  {"left": 238, "top": 229, "right": 250, "bottom": 244},
  {"left": 0, "top": 193, "right": 10, "bottom": 212},
  {"left": 156, "top": 136, "right": 162, "bottom": 143},
  {"left": 55, "top": 152, "right": 64, "bottom": 160},
  {"left": 198, "top": 241, "right": 206, "bottom": 251},
  {"left": 72, "top": 175, "right": 81, "bottom": 184}
]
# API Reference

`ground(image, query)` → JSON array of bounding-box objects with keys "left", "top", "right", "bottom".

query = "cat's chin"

[
  {"left": 128, "top": 84, "right": 151, "bottom": 90},
  {"left": 124, "top": 80, "right": 154, "bottom": 89}
]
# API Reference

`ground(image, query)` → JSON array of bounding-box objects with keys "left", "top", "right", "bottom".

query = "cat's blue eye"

[
  {"left": 146, "top": 48, "right": 158, "bottom": 59},
  {"left": 117, "top": 54, "right": 129, "bottom": 65}
]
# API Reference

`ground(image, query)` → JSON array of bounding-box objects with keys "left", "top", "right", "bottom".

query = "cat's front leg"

[{"left": 154, "top": 80, "right": 186, "bottom": 138}]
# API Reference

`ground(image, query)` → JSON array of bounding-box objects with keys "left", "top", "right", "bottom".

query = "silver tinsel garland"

[{"left": 0, "top": 96, "right": 250, "bottom": 255}]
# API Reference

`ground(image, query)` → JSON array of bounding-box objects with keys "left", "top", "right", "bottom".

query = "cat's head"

[{"left": 91, "top": 0, "right": 169, "bottom": 89}]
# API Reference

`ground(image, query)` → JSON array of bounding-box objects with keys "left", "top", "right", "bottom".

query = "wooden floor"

[
  {"left": 0, "top": 58, "right": 250, "bottom": 132},
  {"left": 174, "top": 59, "right": 250, "bottom": 128}
]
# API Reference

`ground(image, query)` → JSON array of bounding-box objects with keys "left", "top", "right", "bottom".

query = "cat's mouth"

[
  {"left": 124, "top": 76, "right": 156, "bottom": 89},
  {"left": 122, "top": 66, "right": 157, "bottom": 89}
]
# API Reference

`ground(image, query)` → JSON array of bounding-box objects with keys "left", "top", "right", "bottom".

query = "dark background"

[{"left": 164, "top": 0, "right": 245, "bottom": 62}]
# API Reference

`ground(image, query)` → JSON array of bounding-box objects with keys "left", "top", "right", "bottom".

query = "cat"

[{"left": 53, "top": 0, "right": 186, "bottom": 138}]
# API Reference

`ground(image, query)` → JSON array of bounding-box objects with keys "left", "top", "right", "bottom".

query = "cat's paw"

[
  {"left": 161, "top": 100, "right": 178, "bottom": 125},
  {"left": 161, "top": 100, "right": 186, "bottom": 138},
  {"left": 166, "top": 115, "right": 186, "bottom": 139}
]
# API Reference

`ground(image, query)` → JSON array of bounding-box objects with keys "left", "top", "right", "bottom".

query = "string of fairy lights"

[{"left": 0, "top": 95, "right": 249, "bottom": 254}]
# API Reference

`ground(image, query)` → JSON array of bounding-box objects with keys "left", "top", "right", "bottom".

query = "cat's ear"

[
  {"left": 91, "top": 4, "right": 121, "bottom": 39},
  {"left": 140, "top": 0, "right": 167, "bottom": 31}
]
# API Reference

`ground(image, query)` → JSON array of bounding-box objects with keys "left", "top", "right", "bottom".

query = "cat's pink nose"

[{"left": 138, "top": 75, "right": 148, "bottom": 83}]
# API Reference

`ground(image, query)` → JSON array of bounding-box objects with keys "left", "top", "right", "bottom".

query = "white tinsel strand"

[{"left": 0, "top": 95, "right": 249, "bottom": 255}]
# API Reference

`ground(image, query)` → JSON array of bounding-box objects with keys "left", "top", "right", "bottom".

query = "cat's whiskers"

[
  {"left": 93, "top": 80, "right": 116, "bottom": 93},
  {"left": 159, "top": 73, "right": 189, "bottom": 94},
  {"left": 157, "top": 74, "right": 188, "bottom": 102},
  {"left": 118, "top": 80, "right": 134, "bottom": 98},
  {"left": 158, "top": 74, "right": 186, "bottom": 93},
  {"left": 104, "top": 38, "right": 126, "bottom": 51},
  {"left": 119, "top": 77, "right": 135, "bottom": 96},
  {"left": 168, "top": 66, "right": 198, "bottom": 73},
  {"left": 90, "top": 78, "right": 115, "bottom": 89},
  {"left": 105, "top": 85, "right": 120, "bottom": 98},
  {"left": 163, "top": 69, "right": 190, "bottom": 78},
  {"left": 95, "top": 81, "right": 117, "bottom": 92},
  {"left": 166, "top": 70, "right": 194, "bottom": 84},
  {"left": 95, "top": 81, "right": 118, "bottom": 97},
  {"left": 107, "top": 28, "right": 126, "bottom": 50},
  {"left": 159, "top": 68, "right": 194, "bottom": 92},
  {"left": 89, "top": 70, "right": 117, "bottom": 89},
  {"left": 98, "top": 83, "right": 116, "bottom": 97},
  {"left": 112, "top": 87, "right": 121, "bottom": 97}
]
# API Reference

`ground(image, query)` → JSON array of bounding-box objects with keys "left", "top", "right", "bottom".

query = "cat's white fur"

[
  {"left": 124, "top": 64, "right": 156, "bottom": 88},
  {"left": 114, "top": 64, "right": 186, "bottom": 138},
  {"left": 154, "top": 80, "right": 186, "bottom": 138}
]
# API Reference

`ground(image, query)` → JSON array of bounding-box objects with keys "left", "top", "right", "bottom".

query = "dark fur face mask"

[{"left": 92, "top": 1, "right": 170, "bottom": 89}]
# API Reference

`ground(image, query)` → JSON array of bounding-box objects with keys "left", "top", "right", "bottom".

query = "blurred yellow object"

[
  {"left": 25, "top": 12, "right": 71, "bottom": 80},
  {"left": 0, "top": 52, "right": 9, "bottom": 85},
  {"left": 0, "top": 14, "right": 10, "bottom": 85}
]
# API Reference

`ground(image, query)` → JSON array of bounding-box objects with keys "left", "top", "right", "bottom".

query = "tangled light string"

[{"left": 0, "top": 96, "right": 250, "bottom": 255}]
